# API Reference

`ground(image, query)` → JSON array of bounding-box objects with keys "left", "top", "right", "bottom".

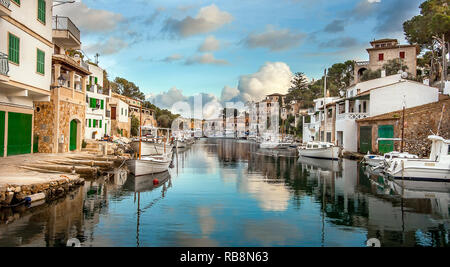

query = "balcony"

[
  {"left": 356, "top": 61, "right": 369, "bottom": 67},
  {"left": 52, "top": 16, "right": 81, "bottom": 49},
  {"left": 0, "top": 0, "right": 11, "bottom": 17},
  {"left": 336, "top": 113, "right": 369, "bottom": 121},
  {"left": 0, "top": 52, "right": 9, "bottom": 81}
]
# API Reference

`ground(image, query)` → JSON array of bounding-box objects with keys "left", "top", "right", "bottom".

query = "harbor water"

[{"left": 0, "top": 138, "right": 448, "bottom": 247}]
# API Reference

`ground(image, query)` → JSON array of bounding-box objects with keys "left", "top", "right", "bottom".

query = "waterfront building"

[
  {"left": 34, "top": 14, "right": 91, "bottom": 153},
  {"left": 354, "top": 38, "right": 419, "bottom": 83},
  {"left": 115, "top": 94, "right": 156, "bottom": 128},
  {"left": 302, "top": 97, "right": 339, "bottom": 143},
  {"left": 333, "top": 74, "right": 438, "bottom": 153},
  {"left": 85, "top": 62, "right": 111, "bottom": 140},
  {"left": 109, "top": 92, "right": 130, "bottom": 137},
  {"left": 357, "top": 96, "right": 449, "bottom": 156},
  {"left": 0, "top": 0, "right": 53, "bottom": 157}
]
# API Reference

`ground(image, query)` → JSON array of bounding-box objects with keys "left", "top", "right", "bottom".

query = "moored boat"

[
  {"left": 127, "top": 154, "right": 172, "bottom": 176},
  {"left": 297, "top": 141, "right": 340, "bottom": 160},
  {"left": 384, "top": 135, "right": 450, "bottom": 182}
]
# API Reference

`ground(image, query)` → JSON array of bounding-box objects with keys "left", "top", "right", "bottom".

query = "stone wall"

[
  {"left": 111, "top": 120, "right": 131, "bottom": 138},
  {"left": 34, "top": 96, "right": 86, "bottom": 153},
  {"left": 358, "top": 97, "right": 450, "bottom": 157}
]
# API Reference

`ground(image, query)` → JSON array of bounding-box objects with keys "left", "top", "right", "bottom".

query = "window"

[
  {"left": 12, "top": 0, "right": 20, "bottom": 5},
  {"left": 89, "top": 98, "right": 97, "bottom": 108},
  {"left": 399, "top": 51, "right": 405, "bottom": 59},
  {"left": 38, "top": 0, "right": 46, "bottom": 24},
  {"left": 93, "top": 120, "right": 97, "bottom": 128},
  {"left": 94, "top": 77, "right": 98, "bottom": 84},
  {"left": 326, "top": 132, "right": 331, "bottom": 143},
  {"left": 100, "top": 120, "right": 102, "bottom": 128},
  {"left": 37, "top": 49, "right": 45, "bottom": 74},
  {"left": 88, "top": 119, "right": 91, "bottom": 128},
  {"left": 101, "top": 100, "right": 104, "bottom": 109},
  {"left": 378, "top": 53, "right": 384, "bottom": 61},
  {"left": 363, "top": 101, "right": 367, "bottom": 113},
  {"left": 8, "top": 33, "right": 20, "bottom": 65}
]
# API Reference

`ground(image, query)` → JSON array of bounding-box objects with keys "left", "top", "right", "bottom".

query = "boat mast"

[
  {"left": 400, "top": 105, "right": 405, "bottom": 153},
  {"left": 323, "top": 68, "right": 327, "bottom": 142},
  {"left": 139, "top": 102, "right": 142, "bottom": 160}
]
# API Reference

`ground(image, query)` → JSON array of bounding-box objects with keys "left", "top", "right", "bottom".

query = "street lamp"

[{"left": 51, "top": 75, "right": 66, "bottom": 89}]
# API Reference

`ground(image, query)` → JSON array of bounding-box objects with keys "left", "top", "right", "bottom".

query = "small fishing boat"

[
  {"left": 384, "top": 135, "right": 450, "bottom": 182},
  {"left": 131, "top": 138, "right": 172, "bottom": 155},
  {"left": 127, "top": 154, "right": 172, "bottom": 176},
  {"left": 297, "top": 141, "right": 340, "bottom": 160}
]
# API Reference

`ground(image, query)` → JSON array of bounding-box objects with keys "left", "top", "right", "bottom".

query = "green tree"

[
  {"left": 383, "top": 59, "right": 409, "bottom": 76},
  {"left": 131, "top": 115, "right": 140, "bottom": 137},
  {"left": 111, "top": 77, "right": 145, "bottom": 100},
  {"left": 286, "top": 72, "right": 309, "bottom": 102},
  {"left": 403, "top": 0, "right": 450, "bottom": 81},
  {"left": 327, "top": 60, "right": 355, "bottom": 93},
  {"left": 157, "top": 114, "right": 171, "bottom": 128}
]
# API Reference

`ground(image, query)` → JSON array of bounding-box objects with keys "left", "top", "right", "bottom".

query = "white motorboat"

[
  {"left": 297, "top": 141, "right": 340, "bottom": 160},
  {"left": 260, "top": 141, "right": 279, "bottom": 149},
  {"left": 384, "top": 135, "right": 450, "bottom": 182},
  {"left": 127, "top": 154, "right": 172, "bottom": 176},
  {"left": 364, "top": 151, "right": 418, "bottom": 168}
]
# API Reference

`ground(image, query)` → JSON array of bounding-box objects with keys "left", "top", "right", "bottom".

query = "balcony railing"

[
  {"left": 0, "top": 52, "right": 9, "bottom": 76},
  {"left": 356, "top": 61, "right": 370, "bottom": 66},
  {"left": 1, "top": 0, "right": 10, "bottom": 9},
  {"left": 336, "top": 113, "right": 369, "bottom": 120},
  {"left": 52, "top": 16, "right": 81, "bottom": 42}
]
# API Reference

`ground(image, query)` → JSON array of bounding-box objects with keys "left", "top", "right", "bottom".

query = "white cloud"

[
  {"left": 243, "top": 25, "right": 306, "bottom": 51},
  {"left": 198, "top": 36, "right": 221, "bottom": 52},
  {"left": 185, "top": 53, "right": 229, "bottom": 65},
  {"left": 225, "top": 62, "right": 293, "bottom": 102},
  {"left": 53, "top": 1, "right": 124, "bottom": 33},
  {"left": 163, "top": 54, "right": 184, "bottom": 62},
  {"left": 84, "top": 37, "right": 128, "bottom": 55},
  {"left": 163, "top": 4, "right": 233, "bottom": 37},
  {"left": 220, "top": 86, "right": 239, "bottom": 102}
]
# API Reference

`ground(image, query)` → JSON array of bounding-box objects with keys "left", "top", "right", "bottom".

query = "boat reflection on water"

[
  {"left": 297, "top": 156, "right": 341, "bottom": 172},
  {"left": 123, "top": 171, "right": 172, "bottom": 193}
]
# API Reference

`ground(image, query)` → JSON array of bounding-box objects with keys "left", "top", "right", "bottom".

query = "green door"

[
  {"left": 359, "top": 126, "right": 372, "bottom": 154},
  {"left": 7, "top": 112, "right": 32, "bottom": 156},
  {"left": 378, "top": 125, "right": 394, "bottom": 154},
  {"left": 0, "top": 111, "right": 5, "bottom": 157},
  {"left": 70, "top": 120, "right": 77, "bottom": 151}
]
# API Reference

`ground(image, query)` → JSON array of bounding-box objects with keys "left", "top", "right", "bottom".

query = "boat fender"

[
  {"left": 25, "top": 192, "right": 46, "bottom": 204},
  {"left": 153, "top": 179, "right": 159, "bottom": 185}
]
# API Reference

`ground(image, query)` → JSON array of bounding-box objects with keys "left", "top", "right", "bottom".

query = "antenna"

[{"left": 95, "top": 53, "right": 100, "bottom": 65}]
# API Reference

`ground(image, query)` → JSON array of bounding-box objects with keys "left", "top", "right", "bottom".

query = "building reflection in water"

[{"left": 0, "top": 139, "right": 448, "bottom": 247}]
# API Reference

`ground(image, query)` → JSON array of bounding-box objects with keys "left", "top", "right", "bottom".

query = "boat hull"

[
  {"left": 387, "top": 167, "right": 450, "bottom": 182},
  {"left": 298, "top": 147, "right": 340, "bottom": 160},
  {"left": 127, "top": 157, "right": 171, "bottom": 176},
  {"left": 260, "top": 142, "right": 279, "bottom": 149}
]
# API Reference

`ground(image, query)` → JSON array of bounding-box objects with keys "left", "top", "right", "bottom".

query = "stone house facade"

[
  {"left": 356, "top": 97, "right": 450, "bottom": 157},
  {"left": 354, "top": 39, "right": 419, "bottom": 83},
  {"left": 34, "top": 16, "right": 91, "bottom": 153}
]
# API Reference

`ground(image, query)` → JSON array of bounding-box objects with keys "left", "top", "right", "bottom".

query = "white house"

[
  {"left": 84, "top": 62, "right": 111, "bottom": 140},
  {"left": 0, "top": 0, "right": 53, "bottom": 157},
  {"left": 334, "top": 74, "right": 439, "bottom": 152},
  {"left": 302, "top": 97, "right": 339, "bottom": 143}
]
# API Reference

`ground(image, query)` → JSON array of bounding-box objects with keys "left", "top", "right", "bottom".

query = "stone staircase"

[{"left": 82, "top": 141, "right": 114, "bottom": 155}]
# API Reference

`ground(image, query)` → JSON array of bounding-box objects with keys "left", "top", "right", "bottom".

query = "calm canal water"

[{"left": 0, "top": 138, "right": 449, "bottom": 247}]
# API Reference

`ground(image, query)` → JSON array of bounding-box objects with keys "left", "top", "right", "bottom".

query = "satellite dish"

[{"left": 401, "top": 72, "right": 408, "bottom": 79}]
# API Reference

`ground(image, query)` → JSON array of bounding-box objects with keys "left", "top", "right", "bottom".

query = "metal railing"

[
  {"left": 336, "top": 113, "right": 369, "bottom": 120},
  {"left": 0, "top": 52, "right": 9, "bottom": 76},
  {"left": 52, "top": 16, "right": 80, "bottom": 42},
  {"left": 356, "top": 61, "right": 369, "bottom": 66},
  {"left": 0, "top": 0, "right": 10, "bottom": 9}
]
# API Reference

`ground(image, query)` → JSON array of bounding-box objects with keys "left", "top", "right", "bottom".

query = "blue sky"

[{"left": 54, "top": 0, "right": 423, "bottom": 109}]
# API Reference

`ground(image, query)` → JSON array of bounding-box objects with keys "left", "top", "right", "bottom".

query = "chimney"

[{"left": 381, "top": 69, "right": 386, "bottom": 78}]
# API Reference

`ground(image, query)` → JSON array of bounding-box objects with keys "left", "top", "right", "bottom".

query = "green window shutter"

[
  {"left": 101, "top": 100, "right": 104, "bottom": 109},
  {"left": 38, "top": 0, "right": 46, "bottom": 24},
  {"left": 12, "top": 0, "right": 20, "bottom": 5},
  {"left": 100, "top": 120, "right": 102, "bottom": 128},
  {"left": 37, "top": 49, "right": 45, "bottom": 74},
  {"left": 8, "top": 33, "right": 20, "bottom": 65},
  {"left": 94, "top": 77, "right": 98, "bottom": 84},
  {"left": 89, "top": 119, "right": 91, "bottom": 128},
  {"left": 89, "top": 76, "right": 92, "bottom": 85}
]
